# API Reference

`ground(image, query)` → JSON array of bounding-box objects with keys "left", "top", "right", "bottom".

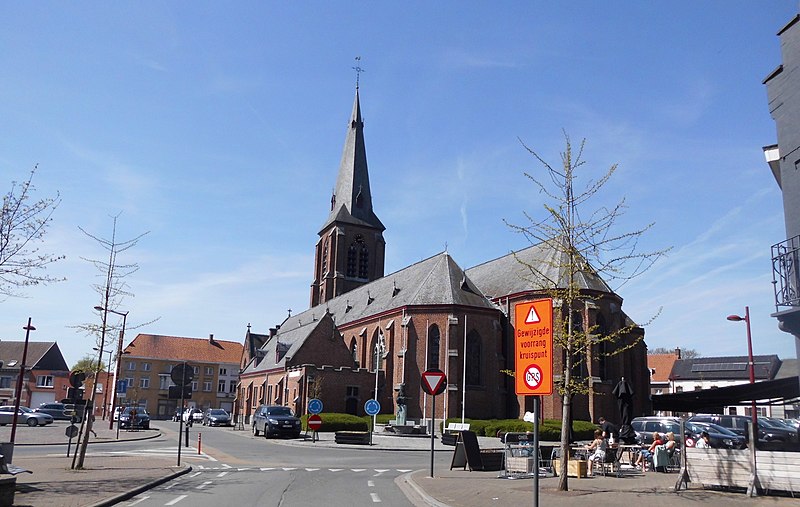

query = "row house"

[
  {"left": 121, "top": 333, "right": 243, "bottom": 419},
  {"left": 0, "top": 341, "right": 70, "bottom": 408}
]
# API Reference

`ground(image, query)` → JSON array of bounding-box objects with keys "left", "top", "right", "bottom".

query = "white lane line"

[
  {"left": 196, "top": 481, "right": 213, "bottom": 490},
  {"left": 367, "top": 480, "right": 375, "bottom": 487},
  {"left": 282, "top": 467, "right": 296, "bottom": 471},
  {"left": 128, "top": 496, "right": 149, "bottom": 505},
  {"left": 397, "top": 469, "right": 412, "bottom": 473},
  {"left": 260, "top": 467, "right": 275, "bottom": 471},
  {"left": 216, "top": 471, "right": 228, "bottom": 478},
  {"left": 165, "top": 495, "right": 188, "bottom": 505},
  {"left": 370, "top": 493, "right": 382, "bottom": 503},
  {"left": 329, "top": 469, "right": 343, "bottom": 472},
  {"left": 374, "top": 469, "right": 389, "bottom": 473},
  {"left": 351, "top": 469, "right": 366, "bottom": 472},
  {"left": 221, "top": 463, "right": 231, "bottom": 468},
  {"left": 305, "top": 468, "right": 320, "bottom": 472},
  {"left": 190, "top": 472, "right": 202, "bottom": 478}
]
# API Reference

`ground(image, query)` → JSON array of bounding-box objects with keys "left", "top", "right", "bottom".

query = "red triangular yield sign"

[
  {"left": 525, "top": 306, "right": 540, "bottom": 324},
  {"left": 421, "top": 370, "right": 446, "bottom": 395}
]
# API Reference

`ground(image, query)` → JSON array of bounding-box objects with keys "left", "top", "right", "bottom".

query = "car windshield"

[
  {"left": 267, "top": 407, "right": 293, "bottom": 417},
  {"left": 209, "top": 409, "right": 227, "bottom": 415},
  {"left": 759, "top": 418, "right": 782, "bottom": 429},
  {"left": 18, "top": 407, "right": 33, "bottom": 413},
  {"left": 123, "top": 407, "right": 148, "bottom": 415}
]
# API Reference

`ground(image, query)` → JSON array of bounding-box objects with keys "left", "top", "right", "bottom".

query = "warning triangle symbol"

[{"left": 525, "top": 306, "right": 541, "bottom": 324}]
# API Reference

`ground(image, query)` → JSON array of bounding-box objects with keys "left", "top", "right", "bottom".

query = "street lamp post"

[
  {"left": 93, "top": 347, "right": 113, "bottom": 420},
  {"left": 10, "top": 318, "right": 35, "bottom": 446},
  {"left": 727, "top": 307, "right": 758, "bottom": 431},
  {"left": 94, "top": 306, "right": 128, "bottom": 433}
]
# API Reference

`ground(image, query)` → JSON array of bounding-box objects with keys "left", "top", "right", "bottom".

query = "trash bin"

[{"left": 0, "top": 443, "right": 13, "bottom": 466}]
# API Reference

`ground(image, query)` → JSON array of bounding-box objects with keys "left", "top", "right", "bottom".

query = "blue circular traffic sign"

[
  {"left": 364, "top": 399, "right": 381, "bottom": 416},
  {"left": 308, "top": 398, "right": 323, "bottom": 415}
]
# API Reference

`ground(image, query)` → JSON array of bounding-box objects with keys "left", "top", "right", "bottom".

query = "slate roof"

[
  {"left": 775, "top": 358, "right": 798, "bottom": 379},
  {"left": 124, "top": 334, "right": 244, "bottom": 364},
  {"left": 669, "top": 355, "right": 782, "bottom": 382},
  {"left": 249, "top": 252, "right": 496, "bottom": 371},
  {"left": 245, "top": 314, "right": 335, "bottom": 374},
  {"left": 320, "top": 89, "right": 385, "bottom": 233},
  {"left": 465, "top": 238, "right": 613, "bottom": 299},
  {"left": 0, "top": 341, "right": 68, "bottom": 371}
]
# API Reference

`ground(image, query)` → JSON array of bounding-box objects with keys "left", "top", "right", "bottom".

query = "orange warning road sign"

[{"left": 514, "top": 299, "right": 554, "bottom": 395}]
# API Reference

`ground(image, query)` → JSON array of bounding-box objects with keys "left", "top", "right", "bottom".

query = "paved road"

[{"left": 2, "top": 421, "right": 799, "bottom": 506}]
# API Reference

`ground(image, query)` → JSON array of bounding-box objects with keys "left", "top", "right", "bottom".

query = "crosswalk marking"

[
  {"left": 370, "top": 493, "right": 381, "bottom": 503},
  {"left": 165, "top": 495, "right": 187, "bottom": 505}
]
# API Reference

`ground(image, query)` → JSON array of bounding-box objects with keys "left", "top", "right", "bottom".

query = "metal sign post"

[
  {"left": 421, "top": 368, "right": 447, "bottom": 478},
  {"left": 514, "top": 300, "right": 552, "bottom": 505}
]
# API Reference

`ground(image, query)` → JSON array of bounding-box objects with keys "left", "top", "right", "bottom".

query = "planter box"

[
  {"left": 552, "top": 458, "right": 588, "bottom": 478},
  {"left": 334, "top": 431, "right": 370, "bottom": 445},
  {"left": 506, "top": 456, "right": 537, "bottom": 474}
]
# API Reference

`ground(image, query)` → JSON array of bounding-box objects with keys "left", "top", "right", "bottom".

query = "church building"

[{"left": 236, "top": 88, "right": 650, "bottom": 428}]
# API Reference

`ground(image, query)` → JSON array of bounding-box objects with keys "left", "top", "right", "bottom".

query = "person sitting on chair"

[
  {"left": 585, "top": 429, "right": 608, "bottom": 476},
  {"left": 694, "top": 430, "right": 711, "bottom": 449},
  {"left": 635, "top": 432, "right": 663, "bottom": 471}
]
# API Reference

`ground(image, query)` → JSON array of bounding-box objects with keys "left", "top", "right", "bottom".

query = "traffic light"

[{"left": 67, "top": 370, "right": 86, "bottom": 402}]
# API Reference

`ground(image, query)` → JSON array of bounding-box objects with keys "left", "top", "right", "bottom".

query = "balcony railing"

[{"left": 772, "top": 235, "right": 800, "bottom": 310}]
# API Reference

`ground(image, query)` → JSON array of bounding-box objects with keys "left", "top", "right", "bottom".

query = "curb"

[
  {"left": 85, "top": 464, "right": 192, "bottom": 507},
  {"left": 396, "top": 470, "right": 451, "bottom": 507}
]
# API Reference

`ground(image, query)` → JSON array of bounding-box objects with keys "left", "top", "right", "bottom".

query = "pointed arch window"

[
  {"left": 350, "top": 337, "right": 359, "bottom": 368},
  {"left": 427, "top": 324, "right": 441, "bottom": 369},
  {"left": 595, "top": 313, "right": 609, "bottom": 380},
  {"left": 347, "top": 235, "right": 369, "bottom": 279},
  {"left": 465, "top": 331, "right": 482, "bottom": 386}
]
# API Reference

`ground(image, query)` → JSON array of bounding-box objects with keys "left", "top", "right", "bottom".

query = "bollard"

[
  {"left": 185, "top": 426, "right": 189, "bottom": 448},
  {"left": 198, "top": 432, "right": 202, "bottom": 454}
]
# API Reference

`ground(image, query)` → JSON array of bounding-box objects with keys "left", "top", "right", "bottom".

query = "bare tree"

[
  {"left": 506, "top": 133, "right": 669, "bottom": 491},
  {"left": 0, "top": 165, "right": 64, "bottom": 298},
  {"left": 649, "top": 346, "right": 700, "bottom": 359},
  {"left": 71, "top": 215, "right": 150, "bottom": 470}
]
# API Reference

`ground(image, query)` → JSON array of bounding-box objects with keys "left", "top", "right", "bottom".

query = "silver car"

[{"left": 0, "top": 406, "right": 54, "bottom": 426}]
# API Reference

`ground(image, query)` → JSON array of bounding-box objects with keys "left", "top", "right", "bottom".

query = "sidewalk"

[
  {"left": 0, "top": 422, "right": 186, "bottom": 507},
  {"left": 1, "top": 422, "right": 797, "bottom": 506}
]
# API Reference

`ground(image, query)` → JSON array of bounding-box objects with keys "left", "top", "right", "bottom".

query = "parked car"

[
  {"left": 33, "top": 402, "right": 73, "bottom": 421},
  {"left": 759, "top": 417, "right": 799, "bottom": 443},
  {"left": 203, "top": 408, "right": 231, "bottom": 427},
  {"left": 688, "top": 414, "right": 796, "bottom": 445},
  {"left": 630, "top": 416, "right": 682, "bottom": 446},
  {"left": 118, "top": 407, "right": 151, "bottom": 430},
  {"left": 683, "top": 420, "right": 746, "bottom": 449},
  {"left": 252, "top": 405, "right": 301, "bottom": 438},
  {"left": 0, "top": 406, "right": 54, "bottom": 426},
  {"left": 182, "top": 408, "right": 204, "bottom": 424}
]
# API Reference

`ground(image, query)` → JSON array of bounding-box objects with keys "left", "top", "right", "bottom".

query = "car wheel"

[
  {"left": 253, "top": 425, "right": 260, "bottom": 436},
  {"left": 27, "top": 418, "right": 38, "bottom": 427}
]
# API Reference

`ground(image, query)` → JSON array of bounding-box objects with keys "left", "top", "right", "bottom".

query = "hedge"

[
  {"left": 443, "top": 417, "right": 596, "bottom": 441},
  {"left": 302, "top": 413, "right": 597, "bottom": 440}
]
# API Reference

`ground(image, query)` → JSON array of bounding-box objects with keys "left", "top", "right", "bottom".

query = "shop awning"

[{"left": 651, "top": 376, "right": 800, "bottom": 413}]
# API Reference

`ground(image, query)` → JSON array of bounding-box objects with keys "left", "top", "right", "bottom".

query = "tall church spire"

[
  {"left": 311, "top": 88, "right": 386, "bottom": 307},
  {"left": 321, "top": 89, "right": 385, "bottom": 233}
]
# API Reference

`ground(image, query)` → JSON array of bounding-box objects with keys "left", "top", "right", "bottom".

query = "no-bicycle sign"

[{"left": 514, "top": 299, "right": 553, "bottom": 395}]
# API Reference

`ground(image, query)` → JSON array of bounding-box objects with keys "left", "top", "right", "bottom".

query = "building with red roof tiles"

[{"left": 120, "top": 333, "right": 243, "bottom": 419}]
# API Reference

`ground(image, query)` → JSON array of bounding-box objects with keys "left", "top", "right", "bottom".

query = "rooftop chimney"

[
  {"left": 209, "top": 333, "right": 215, "bottom": 344},
  {"left": 675, "top": 347, "right": 681, "bottom": 359}
]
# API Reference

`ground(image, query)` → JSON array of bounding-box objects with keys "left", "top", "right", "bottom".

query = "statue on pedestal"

[{"left": 395, "top": 384, "right": 407, "bottom": 426}]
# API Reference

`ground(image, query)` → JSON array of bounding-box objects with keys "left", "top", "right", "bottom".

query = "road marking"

[
  {"left": 260, "top": 467, "right": 274, "bottom": 471},
  {"left": 330, "top": 469, "right": 343, "bottom": 472},
  {"left": 221, "top": 463, "right": 231, "bottom": 468},
  {"left": 189, "top": 472, "right": 202, "bottom": 478},
  {"left": 128, "top": 496, "right": 149, "bottom": 505},
  {"left": 196, "top": 481, "right": 213, "bottom": 489},
  {"left": 305, "top": 468, "right": 319, "bottom": 472},
  {"left": 282, "top": 467, "right": 296, "bottom": 471},
  {"left": 367, "top": 480, "right": 375, "bottom": 487},
  {"left": 165, "top": 495, "right": 187, "bottom": 505},
  {"left": 351, "top": 469, "right": 366, "bottom": 472},
  {"left": 216, "top": 472, "right": 228, "bottom": 477},
  {"left": 397, "top": 469, "right": 411, "bottom": 473},
  {"left": 370, "top": 493, "right": 381, "bottom": 503}
]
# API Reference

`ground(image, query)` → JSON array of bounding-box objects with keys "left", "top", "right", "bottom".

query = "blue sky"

[{"left": 1, "top": 2, "right": 797, "bottom": 368}]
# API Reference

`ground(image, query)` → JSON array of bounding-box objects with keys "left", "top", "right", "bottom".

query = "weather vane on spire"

[{"left": 353, "top": 56, "right": 364, "bottom": 89}]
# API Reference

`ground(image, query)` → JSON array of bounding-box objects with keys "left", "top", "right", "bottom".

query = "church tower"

[{"left": 310, "top": 89, "right": 386, "bottom": 307}]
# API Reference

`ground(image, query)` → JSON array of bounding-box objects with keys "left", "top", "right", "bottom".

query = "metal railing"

[{"left": 772, "top": 235, "right": 800, "bottom": 310}]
